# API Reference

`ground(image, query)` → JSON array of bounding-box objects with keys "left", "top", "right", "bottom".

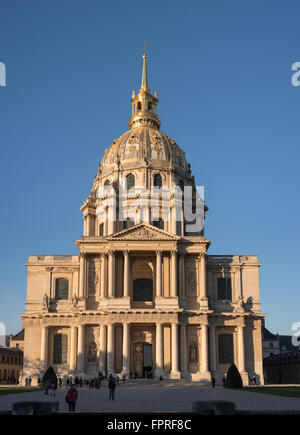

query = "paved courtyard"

[{"left": 1, "top": 380, "right": 300, "bottom": 413}]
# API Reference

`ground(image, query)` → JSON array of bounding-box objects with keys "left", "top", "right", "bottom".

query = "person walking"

[
  {"left": 66, "top": 385, "right": 78, "bottom": 412},
  {"left": 58, "top": 377, "right": 62, "bottom": 388},
  {"left": 50, "top": 380, "right": 57, "bottom": 397},
  {"left": 211, "top": 376, "right": 216, "bottom": 388},
  {"left": 108, "top": 375, "right": 116, "bottom": 401},
  {"left": 44, "top": 380, "right": 50, "bottom": 395}
]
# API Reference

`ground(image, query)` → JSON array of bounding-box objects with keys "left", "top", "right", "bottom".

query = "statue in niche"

[
  {"left": 88, "top": 342, "right": 97, "bottom": 362},
  {"left": 189, "top": 344, "right": 198, "bottom": 363},
  {"left": 72, "top": 293, "right": 78, "bottom": 308},
  {"left": 42, "top": 293, "right": 49, "bottom": 310}
]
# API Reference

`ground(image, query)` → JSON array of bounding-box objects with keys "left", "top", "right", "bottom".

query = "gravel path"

[{"left": 1, "top": 381, "right": 300, "bottom": 413}]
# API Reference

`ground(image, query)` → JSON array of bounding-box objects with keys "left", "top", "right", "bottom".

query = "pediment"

[{"left": 106, "top": 223, "right": 180, "bottom": 241}]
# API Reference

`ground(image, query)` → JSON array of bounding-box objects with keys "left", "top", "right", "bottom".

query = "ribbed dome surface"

[{"left": 101, "top": 126, "right": 189, "bottom": 171}]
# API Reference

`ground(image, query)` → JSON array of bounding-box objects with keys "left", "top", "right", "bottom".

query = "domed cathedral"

[{"left": 21, "top": 52, "right": 265, "bottom": 385}]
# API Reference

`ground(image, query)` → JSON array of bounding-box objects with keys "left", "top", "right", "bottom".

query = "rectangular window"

[
  {"left": 53, "top": 334, "right": 68, "bottom": 364},
  {"left": 217, "top": 278, "right": 232, "bottom": 300},
  {"left": 218, "top": 334, "right": 234, "bottom": 364},
  {"left": 99, "top": 223, "right": 104, "bottom": 236}
]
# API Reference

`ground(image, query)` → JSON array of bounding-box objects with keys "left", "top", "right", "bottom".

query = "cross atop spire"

[{"left": 141, "top": 42, "right": 148, "bottom": 56}]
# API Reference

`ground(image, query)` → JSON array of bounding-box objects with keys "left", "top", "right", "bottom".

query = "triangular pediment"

[{"left": 106, "top": 223, "right": 180, "bottom": 241}]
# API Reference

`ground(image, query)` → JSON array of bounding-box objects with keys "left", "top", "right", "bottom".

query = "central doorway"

[{"left": 133, "top": 343, "right": 153, "bottom": 378}]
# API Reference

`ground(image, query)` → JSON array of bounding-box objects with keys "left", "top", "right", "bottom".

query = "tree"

[
  {"left": 225, "top": 363, "right": 243, "bottom": 388},
  {"left": 41, "top": 366, "right": 57, "bottom": 388}
]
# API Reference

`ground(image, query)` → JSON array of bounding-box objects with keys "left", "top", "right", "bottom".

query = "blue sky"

[{"left": 0, "top": 0, "right": 299, "bottom": 335}]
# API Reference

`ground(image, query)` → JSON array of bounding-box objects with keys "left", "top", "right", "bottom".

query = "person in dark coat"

[
  {"left": 211, "top": 377, "right": 216, "bottom": 388},
  {"left": 108, "top": 375, "right": 116, "bottom": 401},
  {"left": 66, "top": 385, "right": 78, "bottom": 412}
]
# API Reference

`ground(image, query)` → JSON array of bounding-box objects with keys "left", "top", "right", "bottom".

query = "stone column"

[
  {"left": 79, "top": 254, "right": 86, "bottom": 299},
  {"left": 83, "top": 216, "right": 87, "bottom": 236},
  {"left": 122, "top": 323, "right": 130, "bottom": 376},
  {"left": 209, "top": 324, "right": 216, "bottom": 373},
  {"left": 86, "top": 215, "right": 91, "bottom": 236},
  {"left": 170, "top": 251, "right": 178, "bottom": 297},
  {"left": 201, "top": 324, "right": 209, "bottom": 374},
  {"left": 156, "top": 250, "right": 162, "bottom": 297},
  {"left": 180, "top": 323, "right": 187, "bottom": 375},
  {"left": 100, "top": 253, "right": 106, "bottom": 298},
  {"left": 155, "top": 323, "right": 164, "bottom": 377},
  {"left": 108, "top": 250, "right": 115, "bottom": 298},
  {"left": 237, "top": 325, "right": 246, "bottom": 373},
  {"left": 199, "top": 253, "right": 208, "bottom": 308},
  {"left": 234, "top": 266, "right": 242, "bottom": 301},
  {"left": 179, "top": 254, "right": 185, "bottom": 298},
  {"left": 70, "top": 326, "right": 77, "bottom": 371},
  {"left": 171, "top": 323, "right": 180, "bottom": 376},
  {"left": 99, "top": 324, "right": 106, "bottom": 374},
  {"left": 107, "top": 323, "right": 115, "bottom": 375},
  {"left": 123, "top": 250, "right": 130, "bottom": 298},
  {"left": 77, "top": 325, "right": 85, "bottom": 373},
  {"left": 40, "top": 326, "right": 48, "bottom": 371}
]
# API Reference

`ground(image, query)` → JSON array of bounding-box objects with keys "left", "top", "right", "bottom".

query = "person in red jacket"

[{"left": 66, "top": 384, "right": 78, "bottom": 412}]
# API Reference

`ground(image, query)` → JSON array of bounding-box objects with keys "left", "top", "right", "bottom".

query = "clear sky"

[{"left": 0, "top": 0, "right": 299, "bottom": 335}]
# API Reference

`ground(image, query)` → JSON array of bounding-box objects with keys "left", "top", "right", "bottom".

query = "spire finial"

[
  {"left": 141, "top": 41, "right": 148, "bottom": 55},
  {"left": 140, "top": 42, "right": 149, "bottom": 90}
]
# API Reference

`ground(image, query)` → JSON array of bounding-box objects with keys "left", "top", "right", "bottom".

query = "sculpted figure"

[
  {"left": 42, "top": 293, "right": 49, "bottom": 310},
  {"left": 72, "top": 293, "right": 78, "bottom": 308}
]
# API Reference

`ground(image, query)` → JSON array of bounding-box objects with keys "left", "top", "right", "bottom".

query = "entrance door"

[{"left": 134, "top": 343, "right": 153, "bottom": 378}]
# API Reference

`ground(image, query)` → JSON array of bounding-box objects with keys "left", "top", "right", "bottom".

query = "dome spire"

[
  {"left": 140, "top": 43, "right": 149, "bottom": 90},
  {"left": 129, "top": 46, "right": 160, "bottom": 130}
]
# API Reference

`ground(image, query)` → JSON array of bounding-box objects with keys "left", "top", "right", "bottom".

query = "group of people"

[
  {"left": 64, "top": 373, "right": 119, "bottom": 412},
  {"left": 24, "top": 377, "right": 32, "bottom": 387}
]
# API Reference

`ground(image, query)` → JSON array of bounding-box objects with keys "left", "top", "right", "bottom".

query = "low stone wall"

[
  {"left": 193, "top": 401, "right": 300, "bottom": 415},
  {"left": 12, "top": 401, "right": 59, "bottom": 415}
]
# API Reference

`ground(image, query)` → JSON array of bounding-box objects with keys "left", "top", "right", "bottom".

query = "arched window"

[
  {"left": 179, "top": 180, "right": 184, "bottom": 191},
  {"left": 104, "top": 179, "right": 110, "bottom": 193},
  {"left": 55, "top": 278, "right": 69, "bottom": 300},
  {"left": 133, "top": 278, "right": 153, "bottom": 302},
  {"left": 137, "top": 101, "right": 142, "bottom": 112},
  {"left": 126, "top": 173, "right": 135, "bottom": 190},
  {"left": 153, "top": 174, "right": 162, "bottom": 188}
]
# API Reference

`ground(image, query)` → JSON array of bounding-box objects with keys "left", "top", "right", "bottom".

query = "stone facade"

[{"left": 21, "top": 53, "right": 265, "bottom": 386}]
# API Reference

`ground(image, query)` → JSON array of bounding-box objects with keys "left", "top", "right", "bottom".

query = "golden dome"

[
  {"left": 101, "top": 125, "right": 189, "bottom": 171},
  {"left": 100, "top": 53, "right": 189, "bottom": 172}
]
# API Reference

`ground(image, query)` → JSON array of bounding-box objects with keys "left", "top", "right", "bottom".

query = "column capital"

[
  {"left": 123, "top": 249, "right": 129, "bottom": 255},
  {"left": 156, "top": 249, "right": 162, "bottom": 256},
  {"left": 171, "top": 250, "right": 178, "bottom": 257}
]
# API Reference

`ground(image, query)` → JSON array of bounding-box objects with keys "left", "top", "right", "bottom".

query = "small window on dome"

[
  {"left": 126, "top": 174, "right": 135, "bottom": 190},
  {"left": 137, "top": 102, "right": 142, "bottom": 112},
  {"left": 148, "top": 102, "right": 153, "bottom": 112},
  {"left": 153, "top": 174, "right": 162, "bottom": 188}
]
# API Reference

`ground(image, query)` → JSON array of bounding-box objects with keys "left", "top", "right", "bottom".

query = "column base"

[
  {"left": 190, "top": 371, "right": 211, "bottom": 383},
  {"left": 199, "top": 298, "right": 209, "bottom": 310},
  {"left": 240, "top": 371, "right": 249, "bottom": 387},
  {"left": 169, "top": 371, "right": 181, "bottom": 379}
]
